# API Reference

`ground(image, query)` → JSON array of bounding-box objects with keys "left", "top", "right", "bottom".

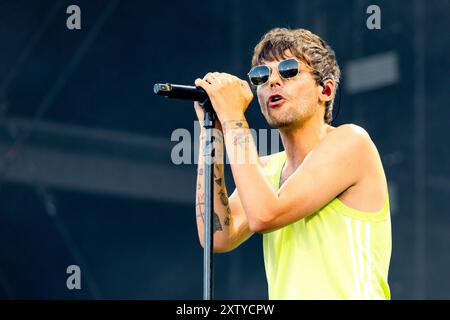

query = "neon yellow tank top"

[{"left": 262, "top": 151, "right": 392, "bottom": 300}]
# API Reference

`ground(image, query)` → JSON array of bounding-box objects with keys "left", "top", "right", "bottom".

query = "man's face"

[{"left": 256, "top": 53, "right": 320, "bottom": 129}]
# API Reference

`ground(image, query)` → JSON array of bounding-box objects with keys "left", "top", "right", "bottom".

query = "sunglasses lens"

[
  {"left": 248, "top": 66, "right": 270, "bottom": 85},
  {"left": 279, "top": 59, "right": 299, "bottom": 79}
]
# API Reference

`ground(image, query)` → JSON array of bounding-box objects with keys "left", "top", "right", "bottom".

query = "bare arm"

[
  {"left": 194, "top": 103, "right": 253, "bottom": 253},
  {"left": 222, "top": 121, "right": 370, "bottom": 233}
]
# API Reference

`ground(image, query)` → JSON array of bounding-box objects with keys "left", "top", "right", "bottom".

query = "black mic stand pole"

[
  {"left": 153, "top": 83, "right": 216, "bottom": 299},
  {"left": 201, "top": 99, "right": 215, "bottom": 300}
]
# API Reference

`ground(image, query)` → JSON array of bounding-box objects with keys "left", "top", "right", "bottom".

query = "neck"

[{"left": 279, "top": 111, "right": 330, "bottom": 170}]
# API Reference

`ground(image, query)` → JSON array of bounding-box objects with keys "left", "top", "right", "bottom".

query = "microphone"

[{"left": 153, "top": 83, "right": 208, "bottom": 103}]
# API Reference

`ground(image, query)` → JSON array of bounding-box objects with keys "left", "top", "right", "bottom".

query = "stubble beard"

[{"left": 263, "top": 102, "right": 311, "bottom": 129}]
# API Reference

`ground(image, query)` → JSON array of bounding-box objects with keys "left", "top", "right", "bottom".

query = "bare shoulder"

[
  {"left": 330, "top": 124, "right": 388, "bottom": 212},
  {"left": 331, "top": 123, "right": 371, "bottom": 142},
  {"left": 325, "top": 123, "right": 384, "bottom": 170},
  {"left": 323, "top": 123, "right": 375, "bottom": 156}
]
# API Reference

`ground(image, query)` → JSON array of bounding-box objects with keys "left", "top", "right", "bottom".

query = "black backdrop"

[{"left": 0, "top": 0, "right": 449, "bottom": 299}]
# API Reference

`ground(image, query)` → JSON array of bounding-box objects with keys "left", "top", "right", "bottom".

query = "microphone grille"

[{"left": 153, "top": 83, "right": 171, "bottom": 95}]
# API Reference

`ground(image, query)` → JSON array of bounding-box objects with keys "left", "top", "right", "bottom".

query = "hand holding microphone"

[{"left": 154, "top": 72, "right": 252, "bottom": 126}]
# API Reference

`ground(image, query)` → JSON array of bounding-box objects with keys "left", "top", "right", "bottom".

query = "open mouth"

[
  {"left": 268, "top": 94, "right": 285, "bottom": 107},
  {"left": 269, "top": 95, "right": 283, "bottom": 103}
]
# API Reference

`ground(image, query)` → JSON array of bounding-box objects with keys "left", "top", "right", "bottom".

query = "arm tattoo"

[
  {"left": 196, "top": 193, "right": 205, "bottom": 222},
  {"left": 197, "top": 203, "right": 225, "bottom": 232},
  {"left": 196, "top": 202, "right": 205, "bottom": 222},
  {"left": 223, "top": 207, "right": 231, "bottom": 226},
  {"left": 215, "top": 178, "right": 222, "bottom": 186},
  {"left": 230, "top": 130, "right": 251, "bottom": 146},
  {"left": 213, "top": 164, "right": 222, "bottom": 179},
  {"left": 224, "top": 215, "right": 230, "bottom": 226},
  {"left": 213, "top": 212, "right": 223, "bottom": 232},
  {"left": 221, "top": 119, "right": 249, "bottom": 134},
  {"left": 218, "top": 189, "right": 229, "bottom": 206},
  {"left": 196, "top": 212, "right": 204, "bottom": 222},
  {"left": 219, "top": 190, "right": 231, "bottom": 227}
]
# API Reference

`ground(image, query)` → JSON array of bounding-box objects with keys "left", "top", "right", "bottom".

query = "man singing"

[{"left": 193, "top": 28, "right": 391, "bottom": 300}]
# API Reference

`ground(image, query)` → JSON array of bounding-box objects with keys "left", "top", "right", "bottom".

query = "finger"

[
  {"left": 214, "top": 72, "right": 229, "bottom": 84},
  {"left": 195, "top": 77, "right": 212, "bottom": 90},
  {"left": 195, "top": 78, "right": 214, "bottom": 99},
  {"left": 213, "top": 72, "right": 228, "bottom": 80},
  {"left": 204, "top": 72, "right": 220, "bottom": 84},
  {"left": 219, "top": 72, "right": 234, "bottom": 77},
  {"left": 220, "top": 73, "right": 235, "bottom": 83},
  {"left": 240, "top": 79, "right": 252, "bottom": 92},
  {"left": 240, "top": 79, "right": 254, "bottom": 101},
  {"left": 193, "top": 101, "right": 202, "bottom": 109},
  {"left": 193, "top": 102, "right": 205, "bottom": 119}
]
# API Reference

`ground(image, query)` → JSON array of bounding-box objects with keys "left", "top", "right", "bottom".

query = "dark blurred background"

[{"left": 0, "top": 0, "right": 448, "bottom": 299}]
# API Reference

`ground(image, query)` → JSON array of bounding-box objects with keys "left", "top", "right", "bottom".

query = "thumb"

[
  {"left": 240, "top": 80, "right": 254, "bottom": 102},
  {"left": 194, "top": 101, "right": 205, "bottom": 120}
]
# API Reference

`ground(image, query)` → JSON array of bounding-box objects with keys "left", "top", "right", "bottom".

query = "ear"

[{"left": 318, "top": 79, "right": 335, "bottom": 104}]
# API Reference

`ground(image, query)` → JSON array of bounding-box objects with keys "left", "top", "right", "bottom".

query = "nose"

[{"left": 267, "top": 68, "right": 282, "bottom": 88}]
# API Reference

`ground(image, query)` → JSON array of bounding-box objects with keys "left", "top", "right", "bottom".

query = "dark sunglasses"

[{"left": 247, "top": 58, "right": 300, "bottom": 86}]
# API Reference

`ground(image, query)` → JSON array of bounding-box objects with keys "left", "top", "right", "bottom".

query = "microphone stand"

[
  {"left": 153, "top": 83, "right": 215, "bottom": 299},
  {"left": 201, "top": 99, "right": 215, "bottom": 300}
]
